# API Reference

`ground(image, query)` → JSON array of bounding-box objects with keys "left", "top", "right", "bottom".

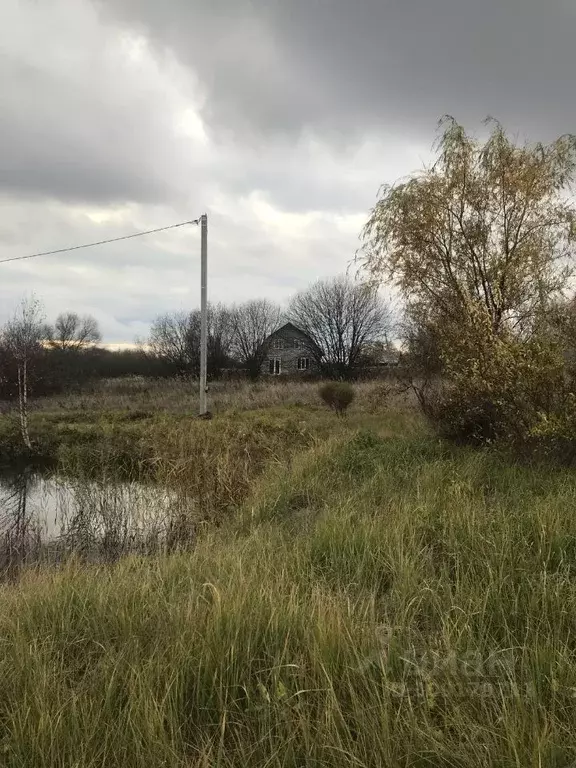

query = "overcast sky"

[{"left": 1, "top": 0, "right": 575, "bottom": 342}]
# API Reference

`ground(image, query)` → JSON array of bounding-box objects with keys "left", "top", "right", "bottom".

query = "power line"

[{"left": 0, "top": 218, "right": 201, "bottom": 265}]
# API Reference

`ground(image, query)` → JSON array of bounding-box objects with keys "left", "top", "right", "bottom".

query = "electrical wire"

[{"left": 0, "top": 218, "right": 202, "bottom": 265}]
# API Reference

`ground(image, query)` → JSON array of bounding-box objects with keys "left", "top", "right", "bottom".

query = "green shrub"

[
  {"left": 319, "top": 382, "right": 355, "bottom": 416},
  {"left": 427, "top": 309, "right": 568, "bottom": 448},
  {"left": 432, "top": 391, "right": 513, "bottom": 446}
]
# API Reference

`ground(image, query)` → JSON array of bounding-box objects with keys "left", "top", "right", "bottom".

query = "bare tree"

[
  {"left": 231, "top": 299, "right": 282, "bottom": 379},
  {"left": 148, "top": 304, "right": 235, "bottom": 378},
  {"left": 148, "top": 312, "right": 192, "bottom": 374},
  {"left": 47, "top": 312, "right": 101, "bottom": 351},
  {"left": 287, "top": 276, "right": 392, "bottom": 379},
  {"left": 209, "top": 304, "right": 235, "bottom": 378},
  {"left": 2, "top": 297, "right": 47, "bottom": 449}
]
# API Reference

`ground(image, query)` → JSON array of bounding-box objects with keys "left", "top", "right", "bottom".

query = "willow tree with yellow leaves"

[{"left": 361, "top": 118, "right": 576, "bottom": 445}]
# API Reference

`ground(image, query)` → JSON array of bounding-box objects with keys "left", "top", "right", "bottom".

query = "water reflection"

[
  {"left": 0, "top": 469, "right": 188, "bottom": 573},
  {"left": 0, "top": 469, "right": 41, "bottom": 571}
]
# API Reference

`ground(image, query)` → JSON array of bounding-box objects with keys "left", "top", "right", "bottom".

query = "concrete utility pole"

[{"left": 199, "top": 213, "right": 208, "bottom": 416}]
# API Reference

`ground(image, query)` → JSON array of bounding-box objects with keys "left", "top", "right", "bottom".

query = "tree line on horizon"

[
  {"left": 147, "top": 275, "right": 393, "bottom": 381},
  {"left": 0, "top": 275, "right": 394, "bottom": 407}
]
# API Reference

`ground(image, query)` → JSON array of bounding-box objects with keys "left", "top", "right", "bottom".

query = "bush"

[
  {"left": 429, "top": 318, "right": 568, "bottom": 448},
  {"left": 431, "top": 391, "right": 513, "bottom": 446},
  {"left": 319, "top": 382, "right": 355, "bottom": 415}
]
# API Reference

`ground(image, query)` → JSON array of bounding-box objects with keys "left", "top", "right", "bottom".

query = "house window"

[
  {"left": 269, "top": 358, "right": 281, "bottom": 375},
  {"left": 297, "top": 357, "right": 310, "bottom": 371},
  {"left": 293, "top": 338, "right": 303, "bottom": 349},
  {"left": 272, "top": 338, "right": 284, "bottom": 350}
]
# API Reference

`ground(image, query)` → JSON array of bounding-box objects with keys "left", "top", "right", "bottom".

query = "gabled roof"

[
  {"left": 264, "top": 323, "right": 323, "bottom": 355},
  {"left": 269, "top": 322, "right": 308, "bottom": 337}
]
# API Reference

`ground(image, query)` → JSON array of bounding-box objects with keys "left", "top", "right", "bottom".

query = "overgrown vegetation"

[
  {"left": 362, "top": 117, "right": 576, "bottom": 452},
  {"left": 3, "top": 426, "right": 576, "bottom": 766},
  {"left": 0, "top": 379, "right": 399, "bottom": 464},
  {"left": 0, "top": 381, "right": 418, "bottom": 573}
]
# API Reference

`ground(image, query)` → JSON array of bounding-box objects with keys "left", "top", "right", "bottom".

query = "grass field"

[
  {"left": 29, "top": 377, "right": 402, "bottom": 415},
  {"left": 0, "top": 379, "right": 407, "bottom": 465},
  {"left": 2, "top": 380, "right": 576, "bottom": 766}
]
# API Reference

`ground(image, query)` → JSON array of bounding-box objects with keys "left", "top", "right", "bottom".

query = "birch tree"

[{"left": 2, "top": 297, "right": 47, "bottom": 450}]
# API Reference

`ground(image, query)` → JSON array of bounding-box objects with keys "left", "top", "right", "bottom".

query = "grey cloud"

[
  {"left": 203, "top": 143, "right": 391, "bottom": 215},
  {"left": 1, "top": 0, "right": 436, "bottom": 218},
  {"left": 0, "top": 1, "right": 199, "bottom": 206},
  {"left": 0, "top": 195, "right": 359, "bottom": 341},
  {"left": 0, "top": 0, "right": 396, "bottom": 216},
  {"left": 11, "top": 0, "right": 572, "bottom": 344},
  {"left": 0, "top": 57, "right": 189, "bottom": 205},
  {"left": 98, "top": 0, "right": 576, "bottom": 142}
]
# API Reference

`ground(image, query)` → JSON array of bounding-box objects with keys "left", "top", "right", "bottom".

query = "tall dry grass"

[
  {"left": 0, "top": 388, "right": 422, "bottom": 570},
  {"left": 30, "top": 377, "right": 412, "bottom": 416},
  {"left": 2, "top": 429, "right": 576, "bottom": 765}
]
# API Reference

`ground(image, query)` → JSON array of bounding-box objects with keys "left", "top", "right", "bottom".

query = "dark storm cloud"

[
  {"left": 0, "top": 0, "right": 199, "bottom": 206},
  {"left": 98, "top": 0, "right": 576, "bottom": 141},
  {"left": 1, "top": 0, "right": 395, "bottom": 344},
  {"left": 5, "top": 0, "right": 573, "bottom": 343},
  {"left": 0, "top": 54, "right": 191, "bottom": 205}
]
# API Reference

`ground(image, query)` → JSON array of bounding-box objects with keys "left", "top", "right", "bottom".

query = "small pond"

[{"left": 0, "top": 468, "right": 189, "bottom": 572}]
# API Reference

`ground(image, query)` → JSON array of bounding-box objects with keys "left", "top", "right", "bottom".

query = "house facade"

[{"left": 260, "top": 322, "right": 320, "bottom": 377}]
